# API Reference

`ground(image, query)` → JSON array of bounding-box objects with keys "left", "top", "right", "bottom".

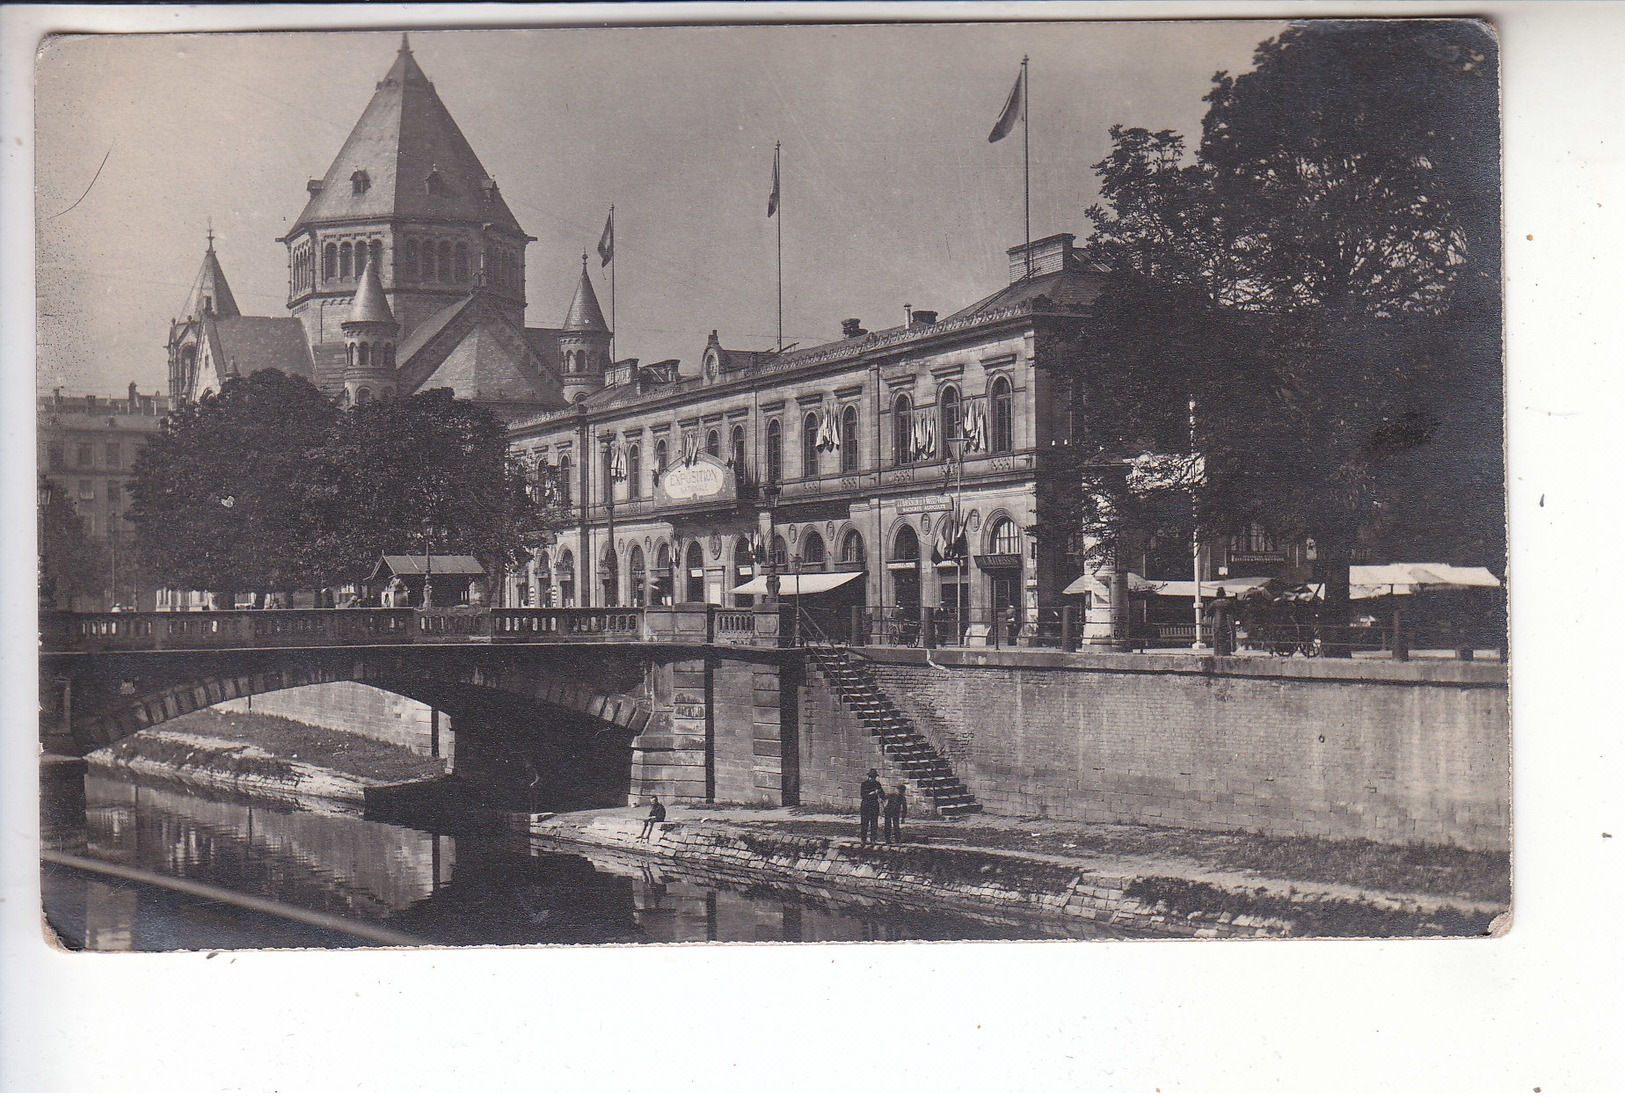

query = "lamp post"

[
  {"left": 791, "top": 552, "right": 803, "bottom": 646},
  {"left": 37, "top": 475, "right": 54, "bottom": 611},
  {"left": 420, "top": 526, "right": 435, "bottom": 610},
  {"left": 761, "top": 482, "right": 781, "bottom": 604}
]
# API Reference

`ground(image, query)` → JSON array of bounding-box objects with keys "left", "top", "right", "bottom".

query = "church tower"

[
  {"left": 340, "top": 257, "right": 399, "bottom": 405},
  {"left": 279, "top": 35, "right": 533, "bottom": 395},
  {"left": 166, "top": 232, "right": 242, "bottom": 402},
  {"left": 558, "top": 256, "right": 611, "bottom": 403}
]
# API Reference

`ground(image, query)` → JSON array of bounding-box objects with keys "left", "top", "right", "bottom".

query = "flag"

[
  {"left": 596, "top": 209, "right": 614, "bottom": 267},
  {"left": 987, "top": 67, "right": 1024, "bottom": 143},
  {"left": 767, "top": 145, "right": 781, "bottom": 218},
  {"left": 609, "top": 440, "right": 627, "bottom": 481}
]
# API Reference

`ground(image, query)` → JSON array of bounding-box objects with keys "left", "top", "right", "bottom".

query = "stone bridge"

[{"left": 40, "top": 606, "right": 804, "bottom": 811}]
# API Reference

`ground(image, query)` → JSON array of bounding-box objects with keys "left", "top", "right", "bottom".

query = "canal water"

[{"left": 43, "top": 767, "right": 1060, "bottom": 950}]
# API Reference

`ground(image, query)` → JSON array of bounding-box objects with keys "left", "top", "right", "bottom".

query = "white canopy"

[
  {"left": 1144, "top": 564, "right": 1502, "bottom": 601},
  {"left": 729, "top": 572, "right": 864, "bottom": 597},
  {"left": 1061, "top": 572, "right": 1157, "bottom": 596},
  {"left": 1142, "top": 577, "right": 1276, "bottom": 599}
]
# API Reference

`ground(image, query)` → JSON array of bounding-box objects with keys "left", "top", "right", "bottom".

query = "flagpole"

[
  {"left": 775, "top": 142, "right": 783, "bottom": 353},
  {"left": 609, "top": 205, "right": 616, "bottom": 364},
  {"left": 1022, "top": 55, "right": 1031, "bottom": 281}
]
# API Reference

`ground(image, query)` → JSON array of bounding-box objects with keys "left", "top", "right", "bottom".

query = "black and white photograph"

[
  {"left": 27, "top": 14, "right": 1514, "bottom": 954},
  {"left": 17, "top": 4, "right": 1625, "bottom": 1091}
]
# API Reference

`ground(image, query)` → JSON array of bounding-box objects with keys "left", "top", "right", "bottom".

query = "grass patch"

[
  {"left": 1123, "top": 875, "right": 1495, "bottom": 938},
  {"left": 126, "top": 708, "right": 445, "bottom": 784}
]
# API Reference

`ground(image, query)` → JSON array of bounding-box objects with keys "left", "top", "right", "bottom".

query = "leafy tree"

[
  {"left": 128, "top": 370, "right": 337, "bottom": 595},
  {"left": 293, "top": 388, "right": 557, "bottom": 586},
  {"left": 38, "top": 482, "right": 109, "bottom": 607},
  {"left": 1075, "top": 20, "right": 1502, "bottom": 643}
]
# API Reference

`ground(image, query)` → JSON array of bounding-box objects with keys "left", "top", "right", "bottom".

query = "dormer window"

[
  {"left": 425, "top": 169, "right": 445, "bottom": 197},
  {"left": 351, "top": 169, "right": 370, "bottom": 196}
]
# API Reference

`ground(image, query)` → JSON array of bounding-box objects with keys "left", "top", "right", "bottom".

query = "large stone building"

[
  {"left": 164, "top": 36, "right": 569, "bottom": 422},
  {"left": 508, "top": 233, "right": 1126, "bottom": 642},
  {"left": 37, "top": 386, "right": 175, "bottom": 610}
]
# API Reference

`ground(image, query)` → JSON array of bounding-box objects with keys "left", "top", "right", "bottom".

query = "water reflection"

[{"left": 45, "top": 767, "right": 1054, "bottom": 950}]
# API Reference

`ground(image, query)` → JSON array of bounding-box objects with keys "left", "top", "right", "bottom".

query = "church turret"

[
  {"left": 167, "top": 231, "right": 242, "bottom": 401},
  {"left": 558, "top": 256, "right": 611, "bottom": 403},
  {"left": 340, "top": 258, "right": 398, "bottom": 405}
]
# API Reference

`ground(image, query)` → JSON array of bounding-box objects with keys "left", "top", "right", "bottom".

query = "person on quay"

[
  {"left": 859, "top": 770, "right": 885, "bottom": 846},
  {"left": 638, "top": 796, "right": 666, "bottom": 841},
  {"left": 883, "top": 784, "right": 908, "bottom": 845}
]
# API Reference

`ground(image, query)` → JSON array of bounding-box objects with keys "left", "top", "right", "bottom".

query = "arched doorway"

[
  {"left": 733, "top": 536, "right": 756, "bottom": 608},
  {"left": 984, "top": 516, "right": 1023, "bottom": 644},
  {"left": 653, "top": 543, "right": 673, "bottom": 606},
  {"left": 557, "top": 548, "right": 576, "bottom": 607},
  {"left": 684, "top": 541, "right": 706, "bottom": 603},
  {"left": 628, "top": 545, "right": 646, "bottom": 607},
  {"left": 890, "top": 524, "right": 922, "bottom": 644}
]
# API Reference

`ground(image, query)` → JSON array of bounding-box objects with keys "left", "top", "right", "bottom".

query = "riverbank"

[
  {"left": 91, "top": 708, "right": 446, "bottom": 809},
  {"left": 529, "top": 806, "right": 1509, "bottom": 939}
]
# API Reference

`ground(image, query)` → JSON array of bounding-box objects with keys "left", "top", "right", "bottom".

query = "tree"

[
  {"left": 1076, "top": 20, "right": 1502, "bottom": 644},
  {"left": 293, "top": 388, "right": 558, "bottom": 586},
  {"left": 128, "top": 370, "right": 338, "bottom": 595},
  {"left": 38, "top": 482, "right": 109, "bottom": 607}
]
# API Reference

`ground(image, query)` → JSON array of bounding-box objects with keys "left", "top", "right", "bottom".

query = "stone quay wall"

[{"left": 850, "top": 648, "right": 1509, "bottom": 851}]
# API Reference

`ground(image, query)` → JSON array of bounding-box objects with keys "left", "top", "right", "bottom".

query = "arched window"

[
  {"left": 369, "top": 240, "right": 382, "bottom": 273},
  {"left": 654, "top": 438, "right": 668, "bottom": 481},
  {"left": 893, "top": 393, "right": 913, "bottom": 465},
  {"left": 601, "top": 546, "right": 619, "bottom": 607},
  {"left": 800, "top": 531, "right": 826, "bottom": 569},
  {"left": 627, "top": 444, "right": 641, "bottom": 499},
  {"left": 356, "top": 387, "right": 371, "bottom": 404},
  {"left": 557, "top": 548, "right": 576, "bottom": 607},
  {"left": 706, "top": 428, "right": 720, "bottom": 459},
  {"left": 358, "top": 343, "right": 370, "bottom": 366},
  {"left": 685, "top": 541, "right": 706, "bottom": 603},
  {"left": 770, "top": 534, "right": 788, "bottom": 569},
  {"left": 731, "top": 424, "right": 747, "bottom": 471},
  {"left": 802, "top": 412, "right": 819, "bottom": 478},
  {"left": 345, "top": 344, "right": 355, "bottom": 367},
  {"left": 765, "top": 418, "right": 782, "bottom": 484},
  {"left": 438, "top": 240, "right": 453, "bottom": 282},
  {"left": 455, "top": 243, "right": 469, "bottom": 282},
  {"left": 384, "top": 343, "right": 395, "bottom": 369},
  {"left": 991, "top": 375, "right": 1014, "bottom": 453},
  {"left": 988, "top": 516, "right": 1021, "bottom": 555},
  {"left": 840, "top": 405, "right": 859, "bottom": 473},
  {"left": 351, "top": 169, "right": 369, "bottom": 195},
  {"left": 324, "top": 243, "right": 337, "bottom": 281},
  {"left": 892, "top": 524, "right": 920, "bottom": 562},
  {"left": 940, "top": 385, "right": 962, "bottom": 454},
  {"left": 339, "top": 242, "right": 353, "bottom": 280},
  {"left": 403, "top": 239, "right": 418, "bottom": 282},
  {"left": 628, "top": 545, "right": 646, "bottom": 607},
  {"left": 557, "top": 454, "right": 572, "bottom": 507},
  {"left": 839, "top": 529, "right": 866, "bottom": 569}
]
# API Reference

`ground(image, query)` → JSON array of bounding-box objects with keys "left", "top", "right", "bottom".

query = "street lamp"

[
  {"left": 791, "top": 552, "right": 803, "bottom": 646},
  {"left": 420, "top": 525, "right": 435, "bottom": 610},
  {"left": 761, "top": 482, "right": 781, "bottom": 604},
  {"left": 37, "top": 476, "right": 55, "bottom": 610}
]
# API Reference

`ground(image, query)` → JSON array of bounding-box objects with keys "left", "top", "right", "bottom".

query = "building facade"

[
  {"left": 37, "top": 386, "right": 176, "bottom": 610},
  {"left": 508, "top": 234, "right": 1126, "bottom": 642}
]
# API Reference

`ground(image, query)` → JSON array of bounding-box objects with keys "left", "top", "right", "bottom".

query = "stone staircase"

[{"left": 807, "top": 645, "right": 982, "bottom": 819}]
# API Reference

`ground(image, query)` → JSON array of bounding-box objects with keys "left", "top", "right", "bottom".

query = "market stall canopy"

[
  {"left": 368, "top": 554, "right": 486, "bottom": 581},
  {"left": 1141, "top": 577, "right": 1276, "bottom": 599},
  {"left": 1061, "top": 572, "right": 1156, "bottom": 596},
  {"left": 730, "top": 572, "right": 863, "bottom": 597}
]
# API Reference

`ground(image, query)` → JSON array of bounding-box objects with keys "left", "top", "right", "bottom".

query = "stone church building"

[{"left": 165, "top": 36, "right": 588, "bottom": 422}]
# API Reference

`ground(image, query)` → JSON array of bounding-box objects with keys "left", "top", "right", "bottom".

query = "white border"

[{"left": 4, "top": 3, "right": 1622, "bottom": 1092}]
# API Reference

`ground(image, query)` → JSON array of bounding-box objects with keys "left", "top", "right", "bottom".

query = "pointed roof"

[
  {"left": 288, "top": 38, "right": 524, "bottom": 236},
  {"left": 562, "top": 256, "right": 609, "bottom": 334},
  {"left": 346, "top": 258, "right": 395, "bottom": 326},
  {"left": 180, "top": 240, "right": 240, "bottom": 321}
]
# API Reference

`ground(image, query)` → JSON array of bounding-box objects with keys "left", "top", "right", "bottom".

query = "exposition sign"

[{"left": 655, "top": 452, "right": 737, "bottom": 507}]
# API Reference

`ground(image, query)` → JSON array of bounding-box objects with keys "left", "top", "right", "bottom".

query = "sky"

[{"left": 34, "top": 20, "right": 1282, "bottom": 397}]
